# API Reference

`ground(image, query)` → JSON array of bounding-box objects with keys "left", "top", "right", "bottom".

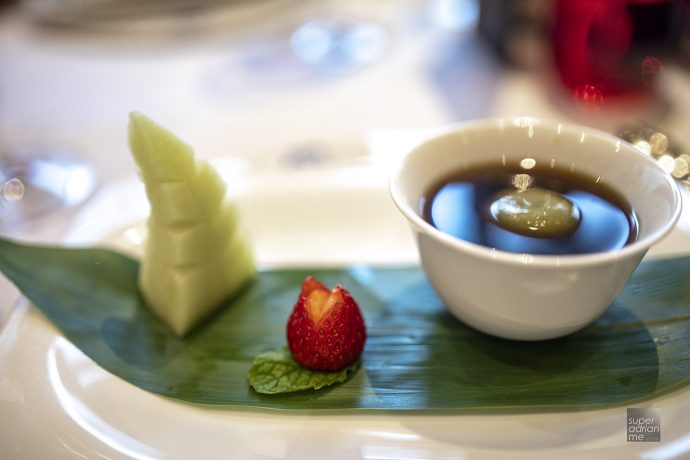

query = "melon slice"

[{"left": 128, "top": 112, "right": 255, "bottom": 336}]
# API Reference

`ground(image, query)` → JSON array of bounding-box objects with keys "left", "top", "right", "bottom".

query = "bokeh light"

[
  {"left": 658, "top": 154, "right": 675, "bottom": 174},
  {"left": 572, "top": 84, "right": 604, "bottom": 113},
  {"left": 619, "top": 123, "right": 690, "bottom": 183},
  {"left": 634, "top": 140, "right": 651, "bottom": 155},
  {"left": 3, "top": 178, "right": 25, "bottom": 202},
  {"left": 672, "top": 157, "right": 689, "bottom": 179},
  {"left": 649, "top": 132, "right": 669, "bottom": 156}
]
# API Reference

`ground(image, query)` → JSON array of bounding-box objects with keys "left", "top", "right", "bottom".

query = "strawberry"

[{"left": 286, "top": 276, "right": 366, "bottom": 371}]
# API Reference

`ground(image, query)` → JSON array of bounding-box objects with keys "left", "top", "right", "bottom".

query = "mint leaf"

[{"left": 248, "top": 347, "right": 359, "bottom": 394}]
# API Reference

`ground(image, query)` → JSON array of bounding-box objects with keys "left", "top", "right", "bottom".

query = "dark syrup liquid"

[{"left": 422, "top": 163, "right": 638, "bottom": 255}]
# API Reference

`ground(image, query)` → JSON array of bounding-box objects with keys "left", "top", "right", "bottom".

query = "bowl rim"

[{"left": 389, "top": 117, "right": 683, "bottom": 268}]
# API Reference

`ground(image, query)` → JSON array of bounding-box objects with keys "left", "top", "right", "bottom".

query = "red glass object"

[{"left": 553, "top": 0, "right": 677, "bottom": 99}]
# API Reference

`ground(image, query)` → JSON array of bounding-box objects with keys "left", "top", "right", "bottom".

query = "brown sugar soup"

[{"left": 422, "top": 161, "right": 638, "bottom": 255}]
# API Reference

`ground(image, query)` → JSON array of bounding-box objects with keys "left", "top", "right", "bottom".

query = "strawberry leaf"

[{"left": 248, "top": 347, "right": 359, "bottom": 394}]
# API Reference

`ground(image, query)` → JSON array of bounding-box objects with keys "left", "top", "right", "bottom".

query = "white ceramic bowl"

[{"left": 390, "top": 118, "right": 682, "bottom": 340}]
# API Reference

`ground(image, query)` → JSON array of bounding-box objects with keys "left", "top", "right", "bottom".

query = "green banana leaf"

[{"left": 0, "top": 236, "right": 689, "bottom": 412}]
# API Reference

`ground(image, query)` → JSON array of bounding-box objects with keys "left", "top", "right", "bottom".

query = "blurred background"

[{"left": 0, "top": 0, "right": 689, "bottom": 238}]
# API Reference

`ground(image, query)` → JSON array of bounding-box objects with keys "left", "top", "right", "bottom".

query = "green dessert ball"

[{"left": 488, "top": 187, "right": 580, "bottom": 238}]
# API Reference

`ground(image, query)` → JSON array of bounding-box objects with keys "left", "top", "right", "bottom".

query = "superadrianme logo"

[{"left": 627, "top": 408, "right": 661, "bottom": 442}]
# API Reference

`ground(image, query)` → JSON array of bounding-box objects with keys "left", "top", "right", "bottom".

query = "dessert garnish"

[
  {"left": 287, "top": 276, "right": 366, "bottom": 371},
  {"left": 248, "top": 276, "right": 366, "bottom": 394}
]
